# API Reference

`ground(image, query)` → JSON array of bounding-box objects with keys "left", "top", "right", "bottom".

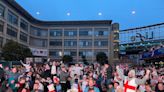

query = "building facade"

[
  {"left": 120, "top": 23, "right": 164, "bottom": 64},
  {"left": 0, "top": 0, "right": 119, "bottom": 63}
]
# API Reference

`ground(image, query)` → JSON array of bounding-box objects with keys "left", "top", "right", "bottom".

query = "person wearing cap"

[{"left": 116, "top": 65, "right": 150, "bottom": 92}]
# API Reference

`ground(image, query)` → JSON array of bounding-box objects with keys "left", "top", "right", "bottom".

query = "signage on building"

[
  {"left": 30, "top": 48, "right": 48, "bottom": 56},
  {"left": 131, "top": 32, "right": 154, "bottom": 42}
]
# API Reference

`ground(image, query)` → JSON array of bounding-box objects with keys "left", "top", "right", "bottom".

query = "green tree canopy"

[
  {"left": 62, "top": 55, "right": 73, "bottom": 63},
  {"left": 2, "top": 40, "right": 32, "bottom": 61},
  {"left": 96, "top": 52, "right": 108, "bottom": 64}
]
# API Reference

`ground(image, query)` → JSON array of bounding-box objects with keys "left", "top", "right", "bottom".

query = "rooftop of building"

[{"left": 3, "top": 0, "right": 112, "bottom": 27}]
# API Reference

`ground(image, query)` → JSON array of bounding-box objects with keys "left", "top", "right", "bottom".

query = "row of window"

[
  {"left": 49, "top": 40, "right": 109, "bottom": 47},
  {"left": 0, "top": 4, "right": 5, "bottom": 18},
  {"left": 49, "top": 50, "right": 108, "bottom": 57},
  {"left": 0, "top": 23, "right": 109, "bottom": 47},
  {"left": 49, "top": 29, "right": 109, "bottom": 37},
  {"left": 0, "top": 4, "right": 28, "bottom": 32}
]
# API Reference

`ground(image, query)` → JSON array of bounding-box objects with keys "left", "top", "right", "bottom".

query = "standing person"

[
  {"left": 155, "top": 82, "right": 164, "bottom": 92},
  {"left": 114, "top": 82, "right": 123, "bottom": 92},
  {"left": 42, "top": 64, "right": 51, "bottom": 78},
  {"left": 105, "top": 63, "right": 113, "bottom": 85},
  {"left": 0, "top": 65, "right": 24, "bottom": 92},
  {"left": 20, "top": 60, "right": 31, "bottom": 72},
  {"left": 107, "top": 83, "right": 115, "bottom": 92},
  {"left": 116, "top": 65, "right": 150, "bottom": 92},
  {"left": 84, "top": 78, "right": 100, "bottom": 92},
  {"left": 114, "top": 71, "right": 123, "bottom": 87},
  {"left": 73, "top": 64, "right": 83, "bottom": 77},
  {"left": 81, "top": 75, "right": 88, "bottom": 92},
  {"left": 60, "top": 66, "right": 69, "bottom": 92},
  {"left": 51, "top": 61, "right": 57, "bottom": 76},
  {"left": 124, "top": 66, "right": 129, "bottom": 76}
]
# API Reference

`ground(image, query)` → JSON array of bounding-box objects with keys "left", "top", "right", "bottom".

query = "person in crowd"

[
  {"left": 155, "top": 82, "right": 164, "bottom": 92},
  {"left": 114, "top": 82, "right": 123, "bottom": 92},
  {"left": 107, "top": 83, "right": 115, "bottom": 92},
  {"left": 104, "top": 63, "right": 113, "bottom": 85},
  {"left": 60, "top": 65, "right": 69, "bottom": 92},
  {"left": 84, "top": 78, "right": 100, "bottom": 92},
  {"left": 51, "top": 61, "right": 57, "bottom": 76},
  {"left": 116, "top": 65, "right": 150, "bottom": 92},
  {"left": 53, "top": 76, "right": 62, "bottom": 92},
  {"left": 0, "top": 58, "right": 164, "bottom": 92},
  {"left": 20, "top": 60, "right": 31, "bottom": 72},
  {"left": 144, "top": 84, "right": 154, "bottom": 92}
]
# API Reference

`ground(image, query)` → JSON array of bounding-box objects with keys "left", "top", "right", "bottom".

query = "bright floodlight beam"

[
  {"left": 131, "top": 11, "right": 136, "bottom": 15},
  {"left": 67, "top": 12, "right": 71, "bottom": 16},
  {"left": 36, "top": 12, "right": 40, "bottom": 15},
  {"left": 98, "top": 12, "right": 102, "bottom": 16}
]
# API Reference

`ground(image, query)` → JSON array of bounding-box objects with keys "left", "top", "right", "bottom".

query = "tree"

[
  {"left": 81, "top": 55, "right": 87, "bottom": 62},
  {"left": 62, "top": 55, "right": 73, "bottom": 63},
  {"left": 2, "top": 40, "right": 32, "bottom": 61},
  {"left": 96, "top": 52, "right": 108, "bottom": 64},
  {"left": 81, "top": 55, "right": 89, "bottom": 65}
]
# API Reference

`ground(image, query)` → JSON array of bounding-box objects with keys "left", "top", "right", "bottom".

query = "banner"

[
  {"left": 30, "top": 48, "right": 48, "bottom": 56},
  {"left": 142, "top": 47, "right": 164, "bottom": 59}
]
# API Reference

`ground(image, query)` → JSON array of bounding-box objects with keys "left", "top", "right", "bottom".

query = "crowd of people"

[{"left": 0, "top": 60, "right": 163, "bottom": 92}]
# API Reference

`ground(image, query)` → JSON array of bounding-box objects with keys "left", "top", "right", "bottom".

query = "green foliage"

[
  {"left": 81, "top": 55, "right": 87, "bottom": 62},
  {"left": 96, "top": 52, "right": 108, "bottom": 64},
  {"left": 62, "top": 55, "right": 73, "bottom": 63},
  {"left": 2, "top": 40, "right": 32, "bottom": 61}
]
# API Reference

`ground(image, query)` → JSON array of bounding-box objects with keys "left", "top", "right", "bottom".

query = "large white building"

[{"left": 0, "top": 0, "right": 119, "bottom": 63}]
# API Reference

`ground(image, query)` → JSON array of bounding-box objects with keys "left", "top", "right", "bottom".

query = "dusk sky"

[{"left": 15, "top": 0, "right": 164, "bottom": 30}]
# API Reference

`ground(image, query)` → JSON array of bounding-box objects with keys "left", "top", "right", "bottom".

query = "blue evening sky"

[{"left": 15, "top": 0, "right": 164, "bottom": 30}]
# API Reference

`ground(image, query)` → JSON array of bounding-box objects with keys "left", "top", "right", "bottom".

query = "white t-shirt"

[
  {"left": 72, "top": 66, "right": 83, "bottom": 76},
  {"left": 51, "top": 65, "right": 56, "bottom": 75},
  {"left": 23, "top": 64, "right": 31, "bottom": 72}
]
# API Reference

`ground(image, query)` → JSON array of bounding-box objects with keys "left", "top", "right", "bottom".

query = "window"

[
  {"left": 7, "top": 25, "right": 17, "bottom": 38},
  {"left": 94, "top": 28, "right": 109, "bottom": 36},
  {"left": 49, "top": 40, "right": 62, "bottom": 46},
  {"left": 20, "top": 32, "right": 28, "bottom": 42},
  {"left": 50, "top": 29, "right": 62, "bottom": 37},
  {"left": 79, "top": 28, "right": 93, "bottom": 36},
  {"left": 30, "top": 26, "right": 48, "bottom": 37},
  {"left": 0, "top": 4, "right": 5, "bottom": 18},
  {"left": 0, "top": 21, "right": 4, "bottom": 32},
  {"left": 114, "top": 33, "right": 119, "bottom": 40},
  {"left": 79, "top": 40, "right": 92, "bottom": 47},
  {"left": 79, "top": 51, "right": 93, "bottom": 57},
  {"left": 64, "top": 40, "right": 77, "bottom": 46},
  {"left": 30, "top": 37, "right": 47, "bottom": 47},
  {"left": 94, "top": 40, "right": 108, "bottom": 46},
  {"left": 7, "top": 11, "right": 18, "bottom": 26},
  {"left": 64, "top": 51, "right": 76, "bottom": 56},
  {"left": 20, "top": 19, "right": 28, "bottom": 32},
  {"left": 64, "top": 29, "right": 77, "bottom": 36},
  {"left": 0, "top": 37, "right": 3, "bottom": 48},
  {"left": 49, "top": 50, "right": 62, "bottom": 57}
]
